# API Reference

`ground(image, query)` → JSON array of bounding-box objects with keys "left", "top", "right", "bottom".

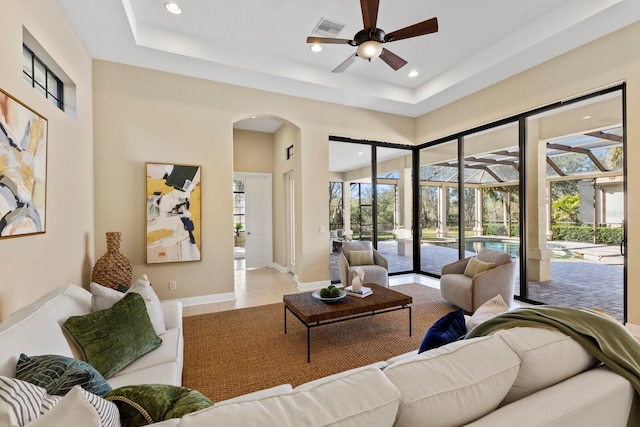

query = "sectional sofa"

[{"left": 0, "top": 284, "right": 635, "bottom": 426}]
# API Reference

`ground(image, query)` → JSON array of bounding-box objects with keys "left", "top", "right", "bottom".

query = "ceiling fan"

[{"left": 307, "top": 0, "right": 438, "bottom": 73}]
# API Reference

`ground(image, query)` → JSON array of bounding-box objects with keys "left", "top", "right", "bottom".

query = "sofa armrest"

[
  {"left": 160, "top": 300, "right": 183, "bottom": 330},
  {"left": 373, "top": 249, "right": 389, "bottom": 270},
  {"left": 339, "top": 251, "right": 350, "bottom": 287},
  {"left": 441, "top": 257, "right": 470, "bottom": 275}
]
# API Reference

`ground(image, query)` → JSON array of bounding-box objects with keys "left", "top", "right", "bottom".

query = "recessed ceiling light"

[
  {"left": 164, "top": 2, "right": 182, "bottom": 14},
  {"left": 357, "top": 151, "right": 363, "bottom": 155},
  {"left": 310, "top": 44, "right": 323, "bottom": 53},
  {"left": 582, "top": 115, "right": 592, "bottom": 120},
  {"left": 408, "top": 70, "right": 419, "bottom": 78}
]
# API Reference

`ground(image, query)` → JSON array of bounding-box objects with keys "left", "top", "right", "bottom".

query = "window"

[
  {"left": 233, "top": 179, "right": 245, "bottom": 233},
  {"left": 22, "top": 44, "right": 63, "bottom": 110}
]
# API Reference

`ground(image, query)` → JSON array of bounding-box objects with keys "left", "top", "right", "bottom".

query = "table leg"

[
  {"left": 408, "top": 305, "right": 412, "bottom": 336},
  {"left": 307, "top": 325, "right": 311, "bottom": 363},
  {"left": 284, "top": 306, "right": 287, "bottom": 334}
]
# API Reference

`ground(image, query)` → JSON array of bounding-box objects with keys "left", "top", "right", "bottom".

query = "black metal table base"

[{"left": 284, "top": 304, "right": 412, "bottom": 363}]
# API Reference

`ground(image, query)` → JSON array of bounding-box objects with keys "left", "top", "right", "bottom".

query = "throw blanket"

[{"left": 465, "top": 306, "right": 640, "bottom": 427}]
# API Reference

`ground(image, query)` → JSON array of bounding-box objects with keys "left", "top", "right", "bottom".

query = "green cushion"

[
  {"left": 63, "top": 293, "right": 162, "bottom": 379},
  {"left": 105, "top": 384, "right": 213, "bottom": 427},
  {"left": 16, "top": 353, "right": 112, "bottom": 396},
  {"left": 463, "top": 257, "right": 496, "bottom": 277},
  {"left": 349, "top": 250, "right": 374, "bottom": 265}
]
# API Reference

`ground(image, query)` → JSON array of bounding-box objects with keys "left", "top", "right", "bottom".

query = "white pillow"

[
  {"left": 27, "top": 385, "right": 120, "bottom": 427},
  {"left": 90, "top": 275, "right": 166, "bottom": 335},
  {"left": 467, "top": 294, "right": 509, "bottom": 331}
]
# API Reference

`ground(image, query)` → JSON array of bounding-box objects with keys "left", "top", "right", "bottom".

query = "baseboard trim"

[
  {"left": 296, "top": 279, "right": 332, "bottom": 291},
  {"left": 271, "top": 262, "right": 289, "bottom": 273},
  {"left": 178, "top": 292, "right": 236, "bottom": 307}
]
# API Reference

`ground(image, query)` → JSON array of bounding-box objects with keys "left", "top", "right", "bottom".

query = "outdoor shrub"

[{"left": 551, "top": 224, "right": 623, "bottom": 244}]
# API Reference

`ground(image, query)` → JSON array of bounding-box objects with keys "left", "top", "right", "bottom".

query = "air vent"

[{"left": 313, "top": 18, "right": 345, "bottom": 37}]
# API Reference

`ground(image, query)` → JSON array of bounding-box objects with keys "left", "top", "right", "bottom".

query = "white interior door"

[{"left": 245, "top": 173, "right": 272, "bottom": 269}]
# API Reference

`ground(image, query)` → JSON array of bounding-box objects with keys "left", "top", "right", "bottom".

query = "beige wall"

[
  {"left": 0, "top": 0, "right": 94, "bottom": 320},
  {"left": 416, "top": 21, "right": 640, "bottom": 323},
  {"left": 92, "top": 61, "right": 415, "bottom": 301},
  {"left": 5, "top": 1, "right": 638, "bottom": 323},
  {"left": 233, "top": 129, "right": 274, "bottom": 174}
]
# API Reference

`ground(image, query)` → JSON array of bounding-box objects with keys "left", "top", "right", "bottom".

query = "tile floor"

[
  {"left": 183, "top": 267, "right": 301, "bottom": 316},
  {"left": 181, "top": 267, "right": 525, "bottom": 317}
]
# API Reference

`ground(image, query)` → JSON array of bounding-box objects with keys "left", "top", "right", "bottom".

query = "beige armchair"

[
  {"left": 440, "top": 248, "right": 516, "bottom": 313},
  {"left": 339, "top": 241, "right": 389, "bottom": 288}
]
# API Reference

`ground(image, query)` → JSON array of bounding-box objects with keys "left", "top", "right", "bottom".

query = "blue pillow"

[
  {"left": 418, "top": 309, "right": 467, "bottom": 354},
  {"left": 16, "top": 353, "right": 112, "bottom": 396}
]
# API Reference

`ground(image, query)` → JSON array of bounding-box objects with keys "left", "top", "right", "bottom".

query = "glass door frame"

[
  {"left": 414, "top": 83, "right": 627, "bottom": 321},
  {"left": 329, "top": 136, "right": 416, "bottom": 277}
]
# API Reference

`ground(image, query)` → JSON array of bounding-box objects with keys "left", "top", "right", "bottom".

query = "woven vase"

[{"left": 92, "top": 232, "right": 133, "bottom": 289}]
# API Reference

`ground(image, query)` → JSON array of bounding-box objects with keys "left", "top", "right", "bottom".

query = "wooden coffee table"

[{"left": 283, "top": 284, "right": 412, "bottom": 362}]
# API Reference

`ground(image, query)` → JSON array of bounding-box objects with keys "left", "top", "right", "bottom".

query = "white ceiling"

[{"left": 55, "top": 0, "right": 640, "bottom": 122}]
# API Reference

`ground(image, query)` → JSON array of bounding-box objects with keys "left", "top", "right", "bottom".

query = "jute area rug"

[{"left": 182, "top": 284, "right": 455, "bottom": 402}]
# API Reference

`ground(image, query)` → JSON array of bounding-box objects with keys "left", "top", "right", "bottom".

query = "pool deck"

[{"left": 330, "top": 239, "right": 624, "bottom": 322}]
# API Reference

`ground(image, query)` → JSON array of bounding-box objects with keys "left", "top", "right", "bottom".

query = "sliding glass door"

[
  {"left": 463, "top": 122, "right": 520, "bottom": 296},
  {"left": 376, "top": 147, "right": 413, "bottom": 273},
  {"left": 418, "top": 140, "right": 459, "bottom": 275},
  {"left": 525, "top": 91, "right": 625, "bottom": 320},
  {"left": 328, "top": 140, "right": 414, "bottom": 281}
]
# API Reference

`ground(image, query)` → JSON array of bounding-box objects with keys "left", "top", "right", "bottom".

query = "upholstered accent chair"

[
  {"left": 440, "top": 248, "right": 516, "bottom": 313},
  {"left": 339, "top": 240, "right": 389, "bottom": 288}
]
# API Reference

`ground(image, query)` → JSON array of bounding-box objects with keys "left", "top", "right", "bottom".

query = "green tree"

[
  {"left": 328, "top": 182, "right": 343, "bottom": 229},
  {"left": 552, "top": 194, "right": 580, "bottom": 224}
]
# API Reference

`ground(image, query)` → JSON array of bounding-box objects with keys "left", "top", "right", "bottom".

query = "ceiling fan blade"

[
  {"left": 384, "top": 17, "right": 438, "bottom": 42},
  {"left": 379, "top": 48, "right": 408, "bottom": 71},
  {"left": 332, "top": 53, "right": 358, "bottom": 73},
  {"left": 306, "top": 36, "right": 353, "bottom": 45},
  {"left": 360, "top": 0, "right": 379, "bottom": 30}
]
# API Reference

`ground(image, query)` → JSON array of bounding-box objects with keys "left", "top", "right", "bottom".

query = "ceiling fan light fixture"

[
  {"left": 356, "top": 40, "right": 383, "bottom": 60},
  {"left": 310, "top": 44, "right": 323, "bottom": 53},
  {"left": 408, "top": 70, "right": 419, "bottom": 77}
]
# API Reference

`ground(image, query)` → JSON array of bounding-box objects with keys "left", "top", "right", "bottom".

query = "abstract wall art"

[
  {"left": 0, "top": 89, "right": 48, "bottom": 238},
  {"left": 146, "top": 162, "right": 201, "bottom": 263}
]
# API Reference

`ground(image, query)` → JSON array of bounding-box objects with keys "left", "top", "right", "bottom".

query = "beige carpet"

[{"left": 182, "top": 284, "right": 455, "bottom": 402}]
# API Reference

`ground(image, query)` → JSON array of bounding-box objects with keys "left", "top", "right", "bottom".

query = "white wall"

[{"left": 0, "top": 0, "right": 94, "bottom": 320}]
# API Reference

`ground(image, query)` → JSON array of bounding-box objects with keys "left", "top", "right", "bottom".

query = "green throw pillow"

[
  {"left": 349, "top": 250, "right": 374, "bottom": 266},
  {"left": 105, "top": 384, "right": 213, "bottom": 427},
  {"left": 63, "top": 293, "right": 162, "bottom": 379},
  {"left": 463, "top": 257, "right": 496, "bottom": 277},
  {"left": 16, "top": 353, "right": 112, "bottom": 396}
]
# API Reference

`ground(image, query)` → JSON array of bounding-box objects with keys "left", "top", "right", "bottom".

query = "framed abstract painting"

[
  {"left": 146, "top": 162, "right": 202, "bottom": 263},
  {"left": 0, "top": 89, "right": 48, "bottom": 238}
]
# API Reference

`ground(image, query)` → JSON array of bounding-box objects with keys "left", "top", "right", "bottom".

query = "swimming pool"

[
  {"left": 427, "top": 237, "right": 520, "bottom": 258},
  {"left": 465, "top": 238, "right": 520, "bottom": 257}
]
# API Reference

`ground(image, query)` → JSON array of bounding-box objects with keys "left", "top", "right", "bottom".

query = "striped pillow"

[
  {"left": 0, "top": 376, "right": 53, "bottom": 426},
  {"left": 26, "top": 386, "right": 120, "bottom": 427},
  {"left": 16, "top": 354, "right": 112, "bottom": 396}
]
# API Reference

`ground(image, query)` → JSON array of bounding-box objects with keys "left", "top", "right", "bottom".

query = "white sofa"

[
  {"left": 0, "top": 283, "right": 183, "bottom": 390},
  {"left": 0, "top": 285, "right": 635, "bottom": 427}
]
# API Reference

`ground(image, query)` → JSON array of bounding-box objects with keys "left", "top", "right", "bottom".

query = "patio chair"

[
  {"left": 439, "top": 248, "right": 516, "bottom": 313},
  {"left": 339, "top": 241, "right": 389, "bottom": 288}
]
